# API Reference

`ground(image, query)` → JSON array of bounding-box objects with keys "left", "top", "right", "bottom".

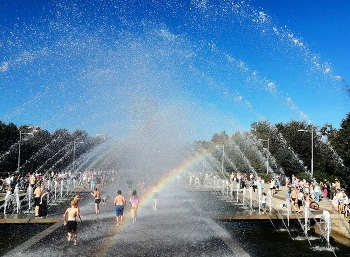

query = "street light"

[
  {"left": 298, "top": 122, "right": 314, "bottom": 178},
  {"left": 221, "top": 144, "right": 225, "bottom": 174},
  {"left": 258, "top": 138, "right": 269, "bottom": 174},
  {"left": 17, "top": 131, "right": 34, "bottom": 173},
  {"left": 73, "top": 139, "right": 84, "bottom": 171},
  {"left": 216, "top": 144, "right": 225, "bottom": 174}
]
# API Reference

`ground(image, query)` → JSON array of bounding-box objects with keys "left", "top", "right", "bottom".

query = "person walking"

[
  {"left": 152, "top": 182, "right": 158, "bottom": 210},
  {"left": 91, "top": 188, "right": 102, "bottom": 214},
  {"left": 297, "top": 189, "right": 305, "bottom": 214},
  {"left": 129, "top": 190, "right": 139, "bottom": 223},
  {"left": 114, "top": 190, "right": 126, "bottom": 226},
  {"left": 314, "top": 182, "right": 321, "bottom": 202},
  {"left": 290, "top": 187, "right": 298, "bottom": 213},
  {"left": 261, "top": 192, "right": 267, "bottom": 214},
  {"left": 63, "top": 200, "right": 82, "bottom": 246}
]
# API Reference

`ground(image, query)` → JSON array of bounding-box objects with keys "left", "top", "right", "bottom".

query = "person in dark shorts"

[
  {"left": 63, "top": 200, "right": 82, "bottom": 246},
  {"left": 91, "top": 188, "right": 102, "bottom": 214},
  {"left": 33, "top": 183, "right": 42, "bottom": 217},
  {"left": 39, "top": 189, "right": 50, "bottom": 217},
  {"left": 297, "top": 189, "right": 304, "bottom": 214}
]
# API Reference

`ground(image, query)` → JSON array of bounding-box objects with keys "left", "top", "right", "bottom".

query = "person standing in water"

[
  {"left": 114, "top": 190, "right": 126, "bottom": 226},
  {"left": 33, "top": 183, "right": 42, "bottom": 217},
  {"left": 139, "top": 180, "right": 146, "bottom": 196},
  {"left": 261, "top": 192, "right": 267, "bottom": 214},
  {"left": 91, "top": 188, "right": 102, "bottom": 214},
  {"left": 152, "top": 182, "right": 158, "bottom": 210},
  {"left": 63, "top": 200, "right": 82, "bottom": 246},
  {"left": 129, "top": 190, "right": 139, "bottom": 223}
]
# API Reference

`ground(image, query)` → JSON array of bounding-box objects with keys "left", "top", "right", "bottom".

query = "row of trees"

[
  {"left": 192, "top": 113, "right": 350, "bottom": 187},
  {"left": 1, "top": 113, "right": 349, "bottom": 185},
  {"left": 0, "top": 122, "right": 105, "bottom": 175}
]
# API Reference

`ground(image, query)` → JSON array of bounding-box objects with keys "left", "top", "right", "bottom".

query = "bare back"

[
  {"left": 92, "top": 190, "right": 101, "bottom": 199},
  {"left": 291, "top": 189, "right": 297, "bottom": 199},
  {"left": 34, "top": 186, "right": 42, "bottom": 197},
  {"left": 65, "top": 207, "right": 79, "bottom": 221},
  {"left": 114, "top": 194, "right": 126, "bottom": 206}
]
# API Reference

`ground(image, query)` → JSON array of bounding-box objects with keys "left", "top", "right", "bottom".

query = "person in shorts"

[
  {"left": 63, "top": 200, "right": 82, "bottom": 246},
  {"left": 114, "top": 190, "right": 126, "bottom": 226},
  {"left": 91, "top": 188, "right": 102, "bottom": 214}
]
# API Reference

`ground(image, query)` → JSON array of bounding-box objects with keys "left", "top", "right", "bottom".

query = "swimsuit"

[
  {"left": 67, "top": 220, "right": 77, "bottom": 232},
  {"left": 34, "top": 197, "right": 41, "bottom": 207},
  {"left": 115, "top": 205, "right": 124, "bottom": 217}
]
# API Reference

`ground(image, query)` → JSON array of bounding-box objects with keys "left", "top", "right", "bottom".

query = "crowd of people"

[
  {"left": 0, "top": 169, "right": 118, "bottom": 214},
  {"left": 60, "top": 173, "right": 158, "bottom": 246},
  {"left": 286, "top": 175, "right": 349, "bottom": 217},
  {"left": 188, "top": 171, "right": 349, "bottom": 218}
]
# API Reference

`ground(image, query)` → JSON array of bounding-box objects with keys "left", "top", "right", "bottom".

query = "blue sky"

[{"left": 1, "top": 0, "right": 349, "bottom": 142}]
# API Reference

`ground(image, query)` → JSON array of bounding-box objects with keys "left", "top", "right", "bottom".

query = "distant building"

[
  {"left": 28, "top": 126, "right": 41, "bottom": 133},
  {"left": 96, "top": 134, "right": 107, "bottom": 140}
]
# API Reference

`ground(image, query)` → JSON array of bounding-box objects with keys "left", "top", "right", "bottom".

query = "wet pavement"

[{"left": 4, "top": 181, "right": 249, "bottom": 257}]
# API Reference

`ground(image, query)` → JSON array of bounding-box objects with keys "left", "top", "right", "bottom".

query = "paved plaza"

[
  {"left": 2, "top": 179, "right": 350, "bottom": 256},
  {"left": 4, "top": 181, "right": 250, "bottom": 257}
]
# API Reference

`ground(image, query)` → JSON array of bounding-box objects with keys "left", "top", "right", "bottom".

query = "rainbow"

[{"left": 97, "top": 149, "right": 214, "bottom": 256}]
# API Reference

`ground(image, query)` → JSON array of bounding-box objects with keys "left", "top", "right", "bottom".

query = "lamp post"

[
  {"left": 73, "top": 139, "right": 84, "bottom": 171},
  {"left": 17, "top": 132, "right": 33, "bottom": 173},
  {"left": 221, "top": 144, "right": 225, "bottom": 174},
  {"left": 258, "top": 138, "right": 269, "bottom": 174},
  {"left": 298, "top": 122, "right": 314, "bottom": 178}
]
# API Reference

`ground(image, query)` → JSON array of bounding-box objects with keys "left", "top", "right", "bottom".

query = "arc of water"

[
  {"left": 242, "top": 187, "right": 246, "bottom": 206},
  {"left": 0, "top": 142, "right": 20, "bottom": 163},
  {"left": 290, "top": 205, "right": 312, "bottom": 246},
  {"left": 249, "top": 186, "right": 253, "bottom": 209},
  {"left": 265, "top": 195, "right": 294, "bottom": 239},
  {"left": 3, "top": 190, "right": 12, "bottom": 214},
  {"left": 323, "top": 210, "right": 331, "bottom": 248},
  {"left": 33, "top": 143, "right": 73, "bottom": 174},
  {"left": 304, "top": 203, "right": 310, "bottom": 237},
  {"left": 286, "top": 199, "right": 290, "bottom": 227},
  {"left": 14, "top": 184, "right": 20, "bottom": 213},
  {"left": 258, "top": 187, "right": 261, "bottom": 214},
  {"left": 268, "top": 190, "right": 272, "bottom": 213},
  {"left": 227, "top": 141, "right": 257, "bottom": 175},
  {"left": 20, "top": 135, "right": 66, "bottom": 172}
]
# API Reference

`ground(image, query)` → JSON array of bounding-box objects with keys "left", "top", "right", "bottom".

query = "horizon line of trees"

[
  {"left": 0, "top": 122, "right": 105, "bottom": 176},
  {"left": 1, "top": 113, "right": 349, "bottom": 186},
  {"left": 192, "top": 113, "right": 350, "bottom": 187}
]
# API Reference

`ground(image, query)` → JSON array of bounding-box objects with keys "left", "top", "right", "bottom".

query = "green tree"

[
  {"left": 328, "top": 113, "right": 350, "bottom": 168},
  {"left": 251, "top": 120, "right": 305, "bottom": 178},
  {"left": 0, "top": 121, "right": 18, "bottom": 155}
]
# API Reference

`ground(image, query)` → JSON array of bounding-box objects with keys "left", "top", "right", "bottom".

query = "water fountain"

[
  {"left": 1, "top": 0, "right": 349, "bottom": 256},
  {"left": 322, "top": 210, "right": 332, "bottom": 249},
  {"left": 14, "top": 184, "right": 20, "bottom": 214},
  {"left": 3, "top": 188, "right": 13, "bottom": 214}
]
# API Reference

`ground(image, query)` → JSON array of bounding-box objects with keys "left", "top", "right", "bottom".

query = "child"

[
  {"left": 63, "top": 200, "right": 82, "bottom": 246},
  {"left": 261, "top": 192, "right": 267, "bottom": 214},
  {"left": 102, "top": 195, "right": 109, "bottom": 205},
  {"left": 129, "top": 190, "right": 139, "bottom": 223}
]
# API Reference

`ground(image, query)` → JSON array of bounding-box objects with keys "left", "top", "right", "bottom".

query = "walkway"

[
  {"left": 195, "top": 181, "right": 350, "bottom": 244},
  {"left": 4, "top": 180, "right": 250, "bottom": 257}
]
